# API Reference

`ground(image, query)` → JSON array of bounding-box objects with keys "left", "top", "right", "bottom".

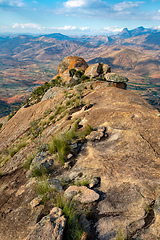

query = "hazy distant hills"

[{"left": 0, "top": 26, "right": 160, "bottom": 117}]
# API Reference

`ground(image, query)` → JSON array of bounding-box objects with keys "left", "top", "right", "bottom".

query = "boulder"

[
  {"left": 64, "top": 185, "right": 99, "bottom": 203},
  {"left": 25, "top": 207, "right": 66, "bottom": 240},
  {"left": 84, "top": 63, "right": 102, "bottom": 78},
  {"left": 57, "top": 56, "right": 88, "bottom": 84},
  {"left": 102, "top": 64, "right": 111, "bottom": 74},
  {"left": 104, "top": 73, "right": 128, "bottom": 89},
  {"left": 104, "top": 73, "right": 128, "bottom": 83}
]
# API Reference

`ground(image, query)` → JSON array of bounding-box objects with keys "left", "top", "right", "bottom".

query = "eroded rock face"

[{"left": 25, "top": 207, "right": 66, "bottom": 240}]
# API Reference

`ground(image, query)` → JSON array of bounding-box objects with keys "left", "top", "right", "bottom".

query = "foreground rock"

[
  {"left": 64, "top": 185, "right": 99, "bottom": 203},
  {"left": 25, "top": 207, "right": 66, "bottom": 240}
]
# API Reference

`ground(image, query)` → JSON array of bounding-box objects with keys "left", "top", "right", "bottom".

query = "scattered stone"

[
  {"left": 30, "top": 197, "right": 42, "bottom": 209},
  {"left": 86, "top": 131, "right": 104, "bottom": 141},
  {"left": 69, "top": 171, "right": 83, "bottom": 181},
  {"left": 31, "top": 152, "right": 54, "bottom": 171},
  {"left": 64, "top": 186, "right": 99, "bottom": 203},
  {"left": 89, "top": 177, "right": 100, "bottom": 188},
  {"left": 80, "top": 215, "right": 90, "bottom": 233},
  {"left": 64, "top": 160, "right": 72, "bottom": 169},
  {"left": 25, "top": 207, "right": 66, "bottom": 240},
  {"left": 48, "top": 179, "right": 63, "bottom": 192}
]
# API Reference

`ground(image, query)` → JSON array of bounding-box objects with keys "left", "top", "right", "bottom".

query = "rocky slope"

[{"left": 0, "top": 57, "right": 160, "bottom": 240}]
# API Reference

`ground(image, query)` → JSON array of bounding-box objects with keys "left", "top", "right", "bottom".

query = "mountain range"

[{"left": 0, "top": 26, "right": 160, "bottom": 117}]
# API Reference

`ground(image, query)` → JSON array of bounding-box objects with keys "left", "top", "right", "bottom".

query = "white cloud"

[
  {"left": 104, "top": 26, "right": 123, "bottom": 33},
  {"left": 153, "top": 25, "right": 160, "bottom": 30},
  {"left": 114, "top": 1, "right": 144, "bottom": 12},
  {"left": 0, "top": 0, "right": 25, "bottom": 7},
  {"left": 64, "top": 0, "right": 86, "bottom": 8},
  {"left": 79, "top": 27, "right": 89, "bottom": 30},
  {"left": 12, "top": 23, "right": 42, "bottom": 29},
  {"left": 47, "top": 25, "right": 77, "bottom": 30}
]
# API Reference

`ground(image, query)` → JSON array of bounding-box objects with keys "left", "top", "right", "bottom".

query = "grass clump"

[
  {"left": 48, "top": 135, "right": 70, "bottom": 164},
  {"left": 116, "top": 228, "right": 124, "bottom": 240},
  {"left": 55, "top": 194, "right": 83, "bottom": 240},
  {"left": 0, "top": 172, "right": 3, "bottom": 178},
  {"left": 31, "top": 166, "right": 48, "bottom": 178},
  {"left": 9, "top": 141, "right": 28, "bottom": 157},
  {"left": 35, "top": 177, "right": 53, "bottom": 196},
  {"left": 23, "top": 153, "right": 36, "bottom": 170},
  {"left": 75, "top": 178, "right": 89, "bottom": 186}
]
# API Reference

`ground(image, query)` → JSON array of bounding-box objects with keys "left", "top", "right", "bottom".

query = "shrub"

[
  {"left": 75, "top": 70, "right": 83, "bottom": 78},
  {"left": 69, "top": 68, "right": 76, "bottom": 77},
  {"left": 81, "top": 75, "right": 89, "bottom": 81}
]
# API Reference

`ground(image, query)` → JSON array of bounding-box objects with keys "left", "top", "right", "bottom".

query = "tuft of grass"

[
  {"left": 75, "top": 178, "right": 89, "bottom": 186},
  {"left": 9, "top": 141, "right": 28, "bottom": 157},
  {"left": 84, "top": 124, "right": 93, "bottom": 136},
  {"left": 55, "top": 194, "right": 83, "bottom": 240},
  {"left": 49, "top": 135, "right": 70, "bottom": 164},
  {"left": 116, "top": 228, "right": 124, "bottom": 240},
  {"left": 0, "top": 172, "right": 3, "bottom": 178},
  {"left": 23, "top": 153, "right": 36, "bottom": 170},
  {"left": 35, "top": 177, "right": 53, "bottom": 196},
  {"left": 31, "top": 166, "right": 48, "bottom": 178}
]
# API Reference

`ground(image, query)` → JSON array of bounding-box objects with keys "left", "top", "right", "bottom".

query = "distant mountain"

[{"left": 115, "top": 26, "right": 157, "bottom": 39}]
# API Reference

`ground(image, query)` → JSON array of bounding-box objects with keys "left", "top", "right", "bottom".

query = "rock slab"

[
  {"left": 64, "top": 185, "right": 99, "bottom": 203},
  {"left": 25, "top": 207, "right": 66, "bottom": 240}
]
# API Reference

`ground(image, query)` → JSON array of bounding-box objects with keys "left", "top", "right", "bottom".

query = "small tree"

[{"left": 69, "top": 68, "right": 76, "bottom": 77}]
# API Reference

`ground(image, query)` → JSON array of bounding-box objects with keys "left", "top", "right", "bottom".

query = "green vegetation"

[
  {"left": 29, "top": 119, "right": 43, "bottom": 139},
  {"left": 55, "top": 194, "right": 83, "bottom": 240},
  {"left": 31, "top": 82, "right": 51, "bottom": 100},
  {"left": 0, "top": 172, "right": 3, "bottom": 178},
  {"left": 48, "top": 134, "right": 70, "bottom": 164},
  {"left": 23, "top": 152, "right": 36, "bottom": 170},
  {"left": 31, "top": 165, "right": 48, "bottom": 177},
  {"left": 35, "top": 177, "right": 53, "bottom": 196},
  {"left": 69, "top": 68, "right": 76, "bottom": 77},
  {"left": 75, "top": 178, "right": 89, "bottom": 186},
  {"left": 9, "top": 141, "right": 28, "bottom": 157},
  {"left": 116, "top": 228, "right": 124, "bottom": 240}
]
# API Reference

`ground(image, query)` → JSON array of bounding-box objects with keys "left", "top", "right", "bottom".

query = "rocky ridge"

[{"left": 0, "top": 56, "right": 160, "bottom": 240}]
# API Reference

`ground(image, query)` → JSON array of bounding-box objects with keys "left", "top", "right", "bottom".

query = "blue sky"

[{"left": 0, "top": 0, "right": 160, "bottom": 35}]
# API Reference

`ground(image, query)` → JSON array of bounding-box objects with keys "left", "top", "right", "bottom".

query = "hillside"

[{"left": 0, "top": 57, "right": 160, "bottom": 240}]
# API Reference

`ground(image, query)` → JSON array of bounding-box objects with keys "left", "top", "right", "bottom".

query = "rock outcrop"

[
  {"left": 54, "top": 56, "right": 88, "bottom": 84},
  {"left": 0, "top": 57, "right": 160, "bottom": 240},
  {"left": 25, "top": 207, "right": 66, "bottom": 240}
]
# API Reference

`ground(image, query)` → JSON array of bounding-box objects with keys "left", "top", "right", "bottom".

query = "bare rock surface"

[
  {"left": 0, "top": 82, "right": 160, "bottom": 240},
  {"left": 24, "top": 207, "right": 66, "bottom": 240},
  {"left": 64, "top": 185, "right": 99, "bottom": 203}
]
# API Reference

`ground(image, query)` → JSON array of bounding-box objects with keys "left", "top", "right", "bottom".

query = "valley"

[{"left": 0, "top": 27, "right": 160, "bottom": 117}]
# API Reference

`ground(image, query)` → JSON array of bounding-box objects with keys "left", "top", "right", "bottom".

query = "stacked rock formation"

[{"left": 53, "top": 56, "right": 128, "bottom": 89}]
